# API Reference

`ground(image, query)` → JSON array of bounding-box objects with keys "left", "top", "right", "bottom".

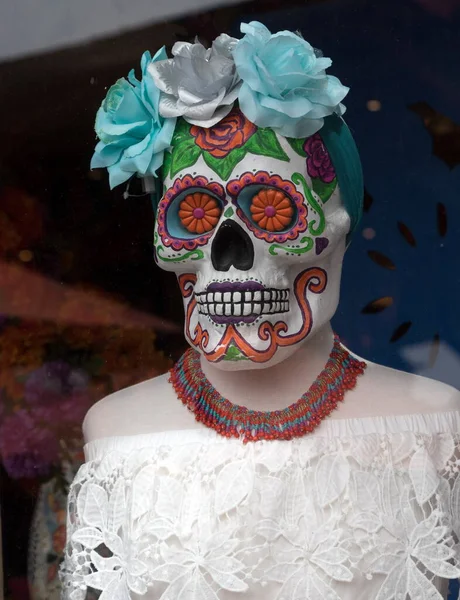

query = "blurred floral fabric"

[{"left": 0, "top": 316, "right": 171, "bottom": 599}]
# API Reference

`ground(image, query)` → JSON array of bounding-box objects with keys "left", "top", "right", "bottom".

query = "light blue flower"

[
  {"left": 91, "top": 48, "right": 176, "bottom": 189},
  {"left": 233, "top": 22, "right": 349, "bottom": 138}
]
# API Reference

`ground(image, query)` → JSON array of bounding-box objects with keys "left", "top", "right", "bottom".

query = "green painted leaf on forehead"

[
  {"left": 245, "top": 129, "right": 289, "bottom": 162},
  {"left": 165, "top": 110, "right": 292, "bottom": 182},
  {"left": 163, "top": 150, "right": 172, "bottom": 178},
  {"left": 169, "top": 139, "right": 201, "bottom": 179},
  {"left": 165, "top": 118, "right": 200, "bottom": 178},
  {"left": 286, "top": 137, "right": 307, "bottom": 157},
  {"left": 202, "top": 146, "right": 247, "bottom": 181}
]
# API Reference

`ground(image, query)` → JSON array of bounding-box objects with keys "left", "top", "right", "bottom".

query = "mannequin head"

[{"left": 154, "top": 108, "right": 362, "bottom": 369}]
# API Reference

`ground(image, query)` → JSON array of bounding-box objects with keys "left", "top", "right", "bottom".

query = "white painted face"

[{"left": 154, "top": 109, "right": 350, "bottom": 369}]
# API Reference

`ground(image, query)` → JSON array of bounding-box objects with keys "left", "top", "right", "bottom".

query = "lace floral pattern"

[{"left": 60, "top": 418, "right": 460, "bottom": 600}]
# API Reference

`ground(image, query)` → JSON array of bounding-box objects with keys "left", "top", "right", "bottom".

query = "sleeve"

[{"left": 59, "top": 462, "right": 107, "bottom": 600}]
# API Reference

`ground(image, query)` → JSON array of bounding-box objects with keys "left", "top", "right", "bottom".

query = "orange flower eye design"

[
  {"left": 250, "top": 189, "right": 294, "bottom": 232},
  {"left": 179, "top": 193, "right": 222, "bottom": 235}
]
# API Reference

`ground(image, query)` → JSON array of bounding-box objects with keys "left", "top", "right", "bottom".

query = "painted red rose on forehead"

[
  {"left": 190, "top": 108, "right": 257, "bottom": 158},
  {"left": 304, "top": 133, "right": 336, "bottom": 184}
]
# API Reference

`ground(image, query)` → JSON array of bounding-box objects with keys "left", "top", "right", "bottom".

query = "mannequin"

[
  {"left": 62, "top": 22, "right": 460, "bottom": 600},
  {"left": 83, "top": 108, "right": 460, "bottom": 440},
  {"left": 83, "top": 322, "right": 460, "bottom": 442}
]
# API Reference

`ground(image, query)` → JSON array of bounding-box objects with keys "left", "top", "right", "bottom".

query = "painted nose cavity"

[{"left": 211, "top": 219, "right": 254, "bottom": 272}]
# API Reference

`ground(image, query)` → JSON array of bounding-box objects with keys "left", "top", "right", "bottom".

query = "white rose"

[{"left": 148, "top": 34, "right": 241, "bottom": 128}]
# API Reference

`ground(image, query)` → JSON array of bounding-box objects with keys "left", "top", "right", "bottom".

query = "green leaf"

[
  {"left": 223, "top": 345, "right": 247, "bottom": 361},
  {"left": 285, "top": 137, "right": 307, "bottom": 157},
  {"left": 203, "top": 147, "right": 247, "bottom": 180},
  {"left": 312, "top": 177, "right": 337, "bottom": 203},
  {"left": 169, "top": 139, "right": 201, "bottom": 179},
  {"left": 162, "top": 150, "right": 172, "bottom": 178},
  {"left": 292, "top": 171, "right": 326, "bottom": 236},
  {"left": 171, "top": 117, "right": 192, "bottom": 145},
  {"left": 246, "top": 129, "right": 290, "bottom": 162}
]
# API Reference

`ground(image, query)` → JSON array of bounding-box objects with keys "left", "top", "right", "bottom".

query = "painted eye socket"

[
  {"left": 178, "top": 192, "right": 222, "bottom": 235},
  {"left": 250, "top": 189, "right": 294, "bottom": 232}
]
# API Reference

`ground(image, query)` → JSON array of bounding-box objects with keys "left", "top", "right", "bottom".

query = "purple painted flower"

[{"left": 303, "top": 133, "right": 336, "bottom": 184}]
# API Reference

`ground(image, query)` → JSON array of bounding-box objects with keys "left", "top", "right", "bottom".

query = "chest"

[{"left": 64, "top": 433, "right": 460, "bottom": 600}]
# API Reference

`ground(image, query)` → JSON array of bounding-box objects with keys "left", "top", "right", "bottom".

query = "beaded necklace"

[{"left": 169, "top": 334, "right": 366, "bottom": 444}]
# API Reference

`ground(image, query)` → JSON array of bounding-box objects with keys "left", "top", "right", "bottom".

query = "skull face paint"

[{"left": 154, "top": 109, "right": 351, "bottom": 369}]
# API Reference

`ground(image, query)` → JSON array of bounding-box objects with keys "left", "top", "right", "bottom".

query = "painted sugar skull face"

[{"left": 154, "top": 108, "right": 350, "bottom": 369}]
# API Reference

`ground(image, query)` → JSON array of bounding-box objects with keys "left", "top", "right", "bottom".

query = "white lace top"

[{"left": 61, "top": 411, "right": 460, "bottom": 600}]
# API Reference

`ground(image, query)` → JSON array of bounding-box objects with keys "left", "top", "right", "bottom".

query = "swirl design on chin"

[{"left": 178, "top": 267, "right": 327, "bottom": 363}]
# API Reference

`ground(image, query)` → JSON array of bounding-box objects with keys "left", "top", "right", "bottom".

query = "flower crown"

[{"left": 91, "top": 21, "right": 349, "bottom": 189}]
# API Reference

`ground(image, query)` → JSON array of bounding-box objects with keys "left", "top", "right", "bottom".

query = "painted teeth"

[{"left": 196, "top": 289, "right": 290, "bottom": 318}]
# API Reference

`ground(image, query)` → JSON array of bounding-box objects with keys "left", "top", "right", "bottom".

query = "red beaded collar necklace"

[{"left": 169, "top": 334, "right": 366, "bottom": 444}]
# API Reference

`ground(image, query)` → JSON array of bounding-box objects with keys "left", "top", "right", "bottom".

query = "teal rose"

[
  {"left": 91, "top": 49, "right": 176, "bottom": 188},
  {"left": 233, "top": 22, "right": 349, "bottom": 138}
]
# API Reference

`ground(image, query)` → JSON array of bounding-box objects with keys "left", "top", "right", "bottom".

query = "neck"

[{"left": 200, "top": 322, "right": 335, "bottom": 411}]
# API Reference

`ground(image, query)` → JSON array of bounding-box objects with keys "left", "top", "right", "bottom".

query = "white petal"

[
  {"left": 104, "top": 531, "right": 124, "bottom": 557},
  {"left": 428, "top": 433, "right": 455, "bottom": 470},
  {"left": 180, "top": 572, "right": 220, "bottom": 600},
  {"left": 256, "top": 441, "right": 291, "bottom": 472},
  {"left": 257, "top": 475, "right": 284, "bottom": 517},
  {"left": 409, "top": 446, "right": 440, "bottom": 504},
  {"left": 348, "top": 511, "right": 380, "bottom": 533},
  {"left": 90, "top": 550, "right": 122, "bottom": 572},
  {"left": 177, "top": 86, "right": 204, "bottom": 106},
  {"left": 184, "top": 103, "right": 233, "bottom": 128},
  {"left": 127, "top": 572, "right": 148, "bottom": 595},
  {"left": 312, "top": 555, "right": 353, "bottom": 582},
  {"left": 180, "top": 476, "right": 203, "bottom": 533},
  {"left": 84, "top": 569, "right": 120, "bottom": 591},
  {"left": 180, "top": 87, "right": 226, "bottom": 121},
  {"left": 215, "top": 459, "right": 253, "bottom": 515},
  {"left": 368, "top": 552, "right": 399, "bottom": 575},
  {"left": 128, "top": 558, "right": 147, "bottom": 577},
  {"left": 150, "top": 562, "right": 188, "bottom": 583},
  {"left": 407, "top": 560, "right": 444, "bottom": 600},
  {"left": 452, "top": 475, "right": 460, "bottom": 535},
  {"left": 82, "top": 483, "right": 108, "bottom": 529},
  {"left": 375, "top": 563, "right": 408, "bottom": 600},
  {"left": 255, "top": 518, "right": 282, "bottom": 541},
  {"left": 71, "top": 527, "right": 104, "bottom": 549},
  {"left": 158, "top": 94, "right": 183, "bottom": 118},
  {"left": 351, "top": 471, "right": 380, "bottom": 512},
  {"left": 107, "top": 479, "right": 126, "bottom": 535},
  {"left": 381, "top": 465, "right": 402, "bottom": 520},
  {"left": 211, "top": 33, "right": 238, "bottom": 59},
  {"left": 200, "top": 443, "right": 240, "bottom": 472},
  {"left": 99, "top": 577, "right": 130, "bottom": 600},
  {"left": 156, "top": 476, "right": 183, "bottom": 519},
  {"left": 315, "top": 452, "right": 350, "bottom": 507},
  {"left": 148, "top": 60, "right": 179, "bottom": 95},
  {"left": 132, "top": 463, "right": 156, "bottom": 519},
  {"left": 145, "top": 517, "right": 175, "bottom": 540},
  {"left": 207, "top": 564, "right": 248, "bottom": 592}
]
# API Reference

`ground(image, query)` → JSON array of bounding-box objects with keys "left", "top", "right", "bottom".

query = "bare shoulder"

[
  {"left": 340, "top": 352, "right": 460, "bottom": 419},
  {"left": 82, "top": 372, "right": 199, "bottom": 443}
]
